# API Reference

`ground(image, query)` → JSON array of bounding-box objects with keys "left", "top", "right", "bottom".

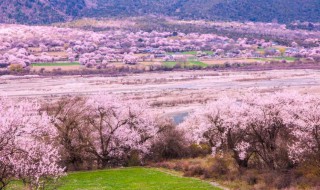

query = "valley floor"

[{"left": 2, "top": 69, "right": 320, "bottom": 122}]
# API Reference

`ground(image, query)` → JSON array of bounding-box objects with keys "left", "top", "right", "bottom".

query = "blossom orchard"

[
  {"left": 0, "top": 95, "right": 163, "bottom": 189},
  {"left": 1, "top": 93, "right": 320, "bottom": 189},
  {"left": 180, "top": 93, "right": 320, "bottom": 169}
]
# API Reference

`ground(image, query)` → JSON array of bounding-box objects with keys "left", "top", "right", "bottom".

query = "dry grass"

[
  {"left": 234, "top": 77, "right": 272, "bottom": 82},
  {"left": 32, "top": 51, "right": 68, "bottom": 57},
  {"left": 31, "top": 65, "right": 81, "bottom": 71},
  {"left": 139, "top": 61, "right": 156, "bottom": 66},
  {"left": 202, "top": 58, "right": 260, "bottom": 65},
  {"left": 150, "top": 155, "right": 250, "bottom": 190},
  {"left": 150, "top": 155, "right": 320, "bottom": 190}
]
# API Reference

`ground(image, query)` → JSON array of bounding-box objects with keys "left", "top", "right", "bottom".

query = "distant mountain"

[
  {"left": 1, "top": 0, "right": 319, "bottom": 24},
  {"left": 0, "top": 0, "right": 87, "bottom": 24},
  {"left": 209, "top": 0, "right": 320, "bottom": 23}
]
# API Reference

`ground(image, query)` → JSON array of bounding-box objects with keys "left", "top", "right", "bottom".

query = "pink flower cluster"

[
  {"left": 180, "top": 93, "right": 320, "bottom": 169},
  {"left": 0, "top": 98, "right": 64, "bottom": 189}
]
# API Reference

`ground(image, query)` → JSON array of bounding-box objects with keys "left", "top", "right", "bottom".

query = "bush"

[
  {"left": 184, "top": 165, "right": 205, "bottom": 177},
  {"left": 211, "top": 157, "right": 230, "bottom": 177},
  {"left": 245, "top": 174, "right": 258, "bottom": 185},
  {"left": 188, "top": 143, "right": 211, "bottom": 158},
  {"left": 126, "top": 150, "right": 141, "bottom": 167},
  {"left": 8, "top": 64, "right": 23, "bottom": 72},
  {"left": 274, "top": 174, "right": 292, "bottom": 189},
  {"left": 148, "top": 124, "right": 189, "bottom": 162}
]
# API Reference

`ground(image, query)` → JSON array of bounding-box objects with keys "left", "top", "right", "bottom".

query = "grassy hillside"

[{"left": 8, "top": 167, "right": 221, "bottom": 190}]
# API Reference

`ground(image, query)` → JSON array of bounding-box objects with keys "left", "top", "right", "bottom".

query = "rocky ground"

[{"left": 2, "top": 69, "right": 320, "bottom": 122}]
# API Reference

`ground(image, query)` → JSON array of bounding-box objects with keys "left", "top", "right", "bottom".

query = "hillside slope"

[
  {"left": 0, "top": 0, "right": 319, "bottom": 24},
  {"left": 210, "top": 0, "right": 320, "bottom": 23},
  {"left": 0, "top": 0, "right": 87, "bottom": 24}
]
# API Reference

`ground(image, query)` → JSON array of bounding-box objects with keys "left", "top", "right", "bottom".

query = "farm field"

[
  {"left": 31, "top": 62, "right": 82, "bottom": 71},
  {"left": 25, "top": 55, "right": 298, "bottom": 72},
  {"left": 31, "top": 62, "right": 80, "bottom": 66},
  {"left": 34, "top": 51, "right": 68, "bottom": 58},
  {"left": 168, "top": 51, "right": 214, "bottom": 55},
  {"left": 201, "top": 58, "right": 258, "bottom": 65},
  {"left": 163, "top": 61, "right": 177, "bottom": 68},
  {"left": 163, "top": 60, "right": 208, "bottom": 68},
  {"left": 253, "top": 57, "right": 297, "bottom": 62},
  {"left": 8, "top": 167, "right": 220, "bottom": 190}
]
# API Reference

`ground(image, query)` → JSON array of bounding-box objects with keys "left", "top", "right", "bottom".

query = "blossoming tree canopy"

[
  {"left": 0, "top": 98, "right": 65, "bottom": 189},
  {"left": 179, "top": 93, "right": 320, "bottom": 169},
  {"left": 84, "top": 95, "right": 161, "bottom": 168}
]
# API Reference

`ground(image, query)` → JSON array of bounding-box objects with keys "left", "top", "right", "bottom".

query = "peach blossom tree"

[
  {"left": 85, "top": 96, "right": 160, "bottom": 168},
  {"left": 0, "top": 98, "right": 64, "bottom": 189},
  {"left": 179, "top": 93, "right": 320, "bottom": 169}
]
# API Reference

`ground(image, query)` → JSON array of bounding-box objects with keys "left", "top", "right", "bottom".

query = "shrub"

[
  {"left": 246, "top": 175, "right": 258, "bottom": 185},
  {"left": 189, "top": 143, "right": 211, "bottom": 158},
  {"left": 8, "top": 64, "right": 23, "bottom": 72},
  {"left": 148, "top": 124, "right": 189, "bottom": 162},
  {"left": 274, "top": 174, "right": 292, "bottom": 189},
  {"left": 211, "top": 157, "right": 230, "bottom": 177},
  {"left": 184, "top": 165, "right": 205, "bottom": 177},
  {"left": 126, "top": 150, "right": 141, "bottom": 167}
]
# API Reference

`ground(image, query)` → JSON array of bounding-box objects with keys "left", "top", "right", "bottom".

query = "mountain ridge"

[{"left": 0, "top": 0, "right": 319, "bottom": 24}]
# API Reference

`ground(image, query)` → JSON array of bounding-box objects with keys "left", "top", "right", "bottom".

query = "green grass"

[
  {"left": 253, "top": 58, "right": 267, "bottom": 61},
  {"left": 167, "top": 51, "right": 197, "bottom": 55},
  {"left": 167, "top": 51, "right": 213, "bottom": 55},
  {"left": 164, "top": 61, "right": 177, "bottom": 68},
  {"left": 164, "top": 61, "right": 207, "bottom": 68},
  {"left": 273, "top": 57, "right": 296, "bottom": 61},
  {"left": 204, "top": 51, "right": 214, "bottom": 55},
  {"left": 8, "top": 167, "right": 220, "bottom": 190},
  {"left": 181, "top": 51, "right": 197, "bottom": 55},
  {"left": 253, "top": 57, "right": 296, "bottom": 62},
  {"left": 187, "top": 61, "right": 208, "bottom": 68},
  {"left": 32, "top": 62, "right": 80, "bottom": 67}
]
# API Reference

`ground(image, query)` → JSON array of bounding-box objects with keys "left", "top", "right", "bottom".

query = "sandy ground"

[{"left": 1, "top": 69, "right": 320, "bottom": 122}]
